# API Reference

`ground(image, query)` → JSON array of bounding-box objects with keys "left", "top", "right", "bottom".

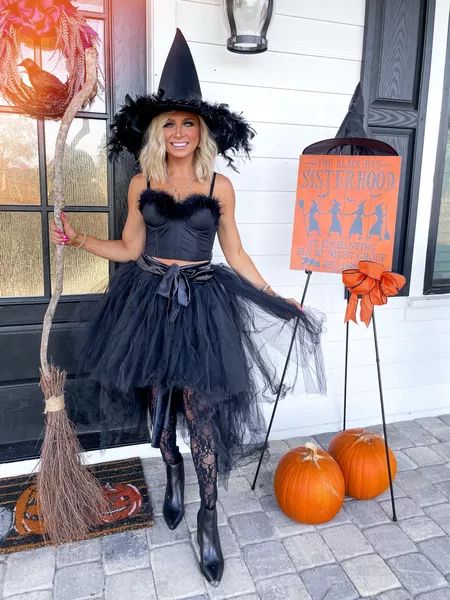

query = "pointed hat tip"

[
  {"left": 175, "top": 28, "right": 186, "bottom": 41},
  {"left": 171, "top": 28, "right": 190, "bottom": 51},
  {"left": 158, "top": 26, "right": 201, "bottom": 102}
]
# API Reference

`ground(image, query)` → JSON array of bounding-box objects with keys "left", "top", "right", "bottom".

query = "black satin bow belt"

[{"left": 136, "top": 254, "right": 215, "bottom": 322}]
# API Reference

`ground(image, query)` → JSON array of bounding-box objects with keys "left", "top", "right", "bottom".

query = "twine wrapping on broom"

[
  {"left": 38, "top": 46, "right": 108, "bottom": 544},
  {"left": 44, "top": 394, "right": 65, "bottom": 413}
]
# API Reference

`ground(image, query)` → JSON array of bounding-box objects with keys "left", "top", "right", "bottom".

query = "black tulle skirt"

[{"left": 70, "top": 254, "right": 326, "bottom": 481}]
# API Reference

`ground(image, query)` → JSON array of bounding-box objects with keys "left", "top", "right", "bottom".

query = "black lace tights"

[{"left": 149, "top": 386, "right": 218, "bottom": 509}]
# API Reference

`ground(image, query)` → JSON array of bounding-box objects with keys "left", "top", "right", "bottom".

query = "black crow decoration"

[{"left": 19, "top": 58, "right": 67, "bottom": 98}]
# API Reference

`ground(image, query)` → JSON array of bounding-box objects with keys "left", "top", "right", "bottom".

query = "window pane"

[
  {"left": 0, "top": 114, "right": 40, "bottom": 205},
  {"left": 45, "top": 118, "right": 108, "bottom": 206},
  {"left": 0, "top": 212, "right": 44, "bottom": 297},
  {"left": 73, "top": 0, "right": 104, "bottom": 12},
  {"left": 433, "top": 131, "right": 450, "bottom": 280},
  {"left": 49, "top": 212, "right": 109, "bottom": 295},
  {"left": 41, "top": 18, "right": 105, "bottom": 113}
]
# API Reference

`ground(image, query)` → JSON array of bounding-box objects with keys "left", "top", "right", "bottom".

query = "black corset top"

[{"left": 139, "top": 174, "right": 221, "bottom": 261}]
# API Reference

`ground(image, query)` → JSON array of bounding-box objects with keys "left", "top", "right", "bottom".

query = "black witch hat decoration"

[
  {"left": 109, "top": 29, "right": 254, "bottom": 168},
  {"left": 323, "top": 82, "right": 370, "bottom": 156},
  {"left": 335, "top": 82, "right": 367, "bottom": 139},
  {"left": 303, "top": 82, "right": 396, "bottom": 157}
]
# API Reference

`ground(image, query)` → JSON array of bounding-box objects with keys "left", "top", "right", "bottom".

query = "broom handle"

[{"left": 40, "top": 48, "right": 98, "bottom": 377}]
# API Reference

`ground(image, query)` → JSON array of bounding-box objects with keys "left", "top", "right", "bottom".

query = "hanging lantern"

[{"left": 225, "top": 0, "right": 274, "bottom": 54}]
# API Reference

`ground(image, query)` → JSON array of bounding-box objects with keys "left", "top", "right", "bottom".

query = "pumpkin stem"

[
  {"left": 304, "top": 442, "right": 320, "bottom": 463},
  {"left": 359, "top": 432, "right": 378, "bottom": 443}
]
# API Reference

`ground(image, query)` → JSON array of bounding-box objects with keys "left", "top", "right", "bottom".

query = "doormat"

[{"left": 0, "top": 457, "right": 154, "bottom": 554}]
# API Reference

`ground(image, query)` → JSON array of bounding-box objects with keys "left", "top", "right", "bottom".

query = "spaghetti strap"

[
  {"left": 147, "top": 178, "right": 151, "bottom": 189},
  {"left": 209, "top": 172, "right": 216, "bottom": 197}
]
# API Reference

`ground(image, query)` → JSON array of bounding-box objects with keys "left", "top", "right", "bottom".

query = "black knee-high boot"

[
  {"left": 182, "top": 387, "right": 224, "bottom": 583},
  {"left": 149, "top": 386, "right": 185, "bottom": 529},
  {"left": 197, "top": 503, "right": 224, "bottom": 586}
]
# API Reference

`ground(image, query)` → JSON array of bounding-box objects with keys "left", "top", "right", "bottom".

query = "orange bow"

[{"left": 342, "top": 261, "right": 406, "bottom": 326}]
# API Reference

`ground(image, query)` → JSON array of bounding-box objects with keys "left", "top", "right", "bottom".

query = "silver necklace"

[{"left": 166, "top": 175, "right": 197, "bottom": 201}]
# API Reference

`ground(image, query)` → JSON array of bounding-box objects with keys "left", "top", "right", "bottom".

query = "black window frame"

[{"left": 424, "top": 11, "right": 450, "bottom": 295}]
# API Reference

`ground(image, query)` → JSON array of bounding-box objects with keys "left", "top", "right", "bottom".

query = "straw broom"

[{"left": 38, "top": 46, "right": 108, "bottom": 544}]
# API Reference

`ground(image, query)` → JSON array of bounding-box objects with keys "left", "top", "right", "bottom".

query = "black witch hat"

[
  {"left": 109, "top": 29, "right": 255, "bottom": 168},
  {"left": 335, "top": 82, "right": 367, "bottom": 139},
  {"left": 303, "top": 82, "right": 397, "bottom": 157}
]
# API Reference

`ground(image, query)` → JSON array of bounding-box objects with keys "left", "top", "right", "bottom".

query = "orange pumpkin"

[
  {"left": 274, "top": 443, "right": 345, "bottom": 524},
  {"left": 15, "top": 484, "right": 45, "bottom": 535},
  {"left": 98, "top": 483, "right": 142, "bottom": 523},
  {"left": 328, "top": 428, "right": 397, "bottom": 499}
]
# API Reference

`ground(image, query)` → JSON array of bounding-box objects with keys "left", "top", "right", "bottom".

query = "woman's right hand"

[{"left": 50, "top": 211, "right": 78, "bottom": 246}]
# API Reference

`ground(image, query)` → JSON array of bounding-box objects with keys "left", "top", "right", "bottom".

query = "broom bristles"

[{"left": 38, "top": 364, "right": 109, "bottom": 544}]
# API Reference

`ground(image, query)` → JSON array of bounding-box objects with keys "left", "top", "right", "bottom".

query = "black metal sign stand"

[{"left": 251, "top": 133, "right": 400, "bottom": 515}]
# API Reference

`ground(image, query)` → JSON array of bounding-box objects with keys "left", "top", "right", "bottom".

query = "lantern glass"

[{"left": 225, "top": 0, "right": 273, "bottom": 54}]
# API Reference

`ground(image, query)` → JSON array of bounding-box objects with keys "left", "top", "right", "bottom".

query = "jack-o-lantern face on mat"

[
  {"left": 99, "top": 483, "right": 143, "bottom": 523},
  {"left": 14, "top": 481, "right": 143, "bottom": 535},
  {"left": 15, "top": 485, "right": 45, "bottom": 536}
]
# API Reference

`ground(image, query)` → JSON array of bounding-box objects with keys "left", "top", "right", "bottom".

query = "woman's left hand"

[
  {"left": 263, "top": 286, "right": 303, "bottom": 312},
  {"left": 285, "top": 297, "right": 303, "bottom": 311}
]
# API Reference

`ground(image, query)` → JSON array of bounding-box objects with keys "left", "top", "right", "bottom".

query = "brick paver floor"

[{"left": 1, "top": 415, "right": 450, "bottom": 600}]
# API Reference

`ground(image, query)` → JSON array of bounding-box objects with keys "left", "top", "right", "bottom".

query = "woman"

[{"left": 51, "top": 30, "right": 325, "bottom": 586}]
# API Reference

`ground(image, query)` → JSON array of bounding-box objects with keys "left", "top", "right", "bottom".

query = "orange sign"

[{"left": 290, "top": 155, "right": 402, "bottom": 273}]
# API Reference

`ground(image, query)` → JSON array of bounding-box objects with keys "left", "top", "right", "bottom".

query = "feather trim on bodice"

[{"left": 139, "top": 189, "right": 222, "bottom": 225}]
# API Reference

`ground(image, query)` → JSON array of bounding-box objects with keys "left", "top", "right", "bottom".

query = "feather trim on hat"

[{"left": 108, "top": 94, "right": 255, "bottom": 171}]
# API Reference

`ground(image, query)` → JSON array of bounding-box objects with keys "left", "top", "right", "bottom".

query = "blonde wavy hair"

[{"left": 138, "top": 111, "right": 218, "bottom": 183}]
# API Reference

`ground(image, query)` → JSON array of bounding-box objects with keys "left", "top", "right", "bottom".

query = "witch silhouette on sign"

[
  {"left": 368, "top": 203, "right": 390, "bottom": 240},
  {"left": 307, "top": 200, "right": 322, "bottom": 235},
  {"left": 328, "top": 199, "right": 342, "bottom": 235},
  {"left": 348, "top": 202, "right": 366, "bottom": 239},
  {"left": 297, "top": 198, "right": 322, "bottom": 235}
]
